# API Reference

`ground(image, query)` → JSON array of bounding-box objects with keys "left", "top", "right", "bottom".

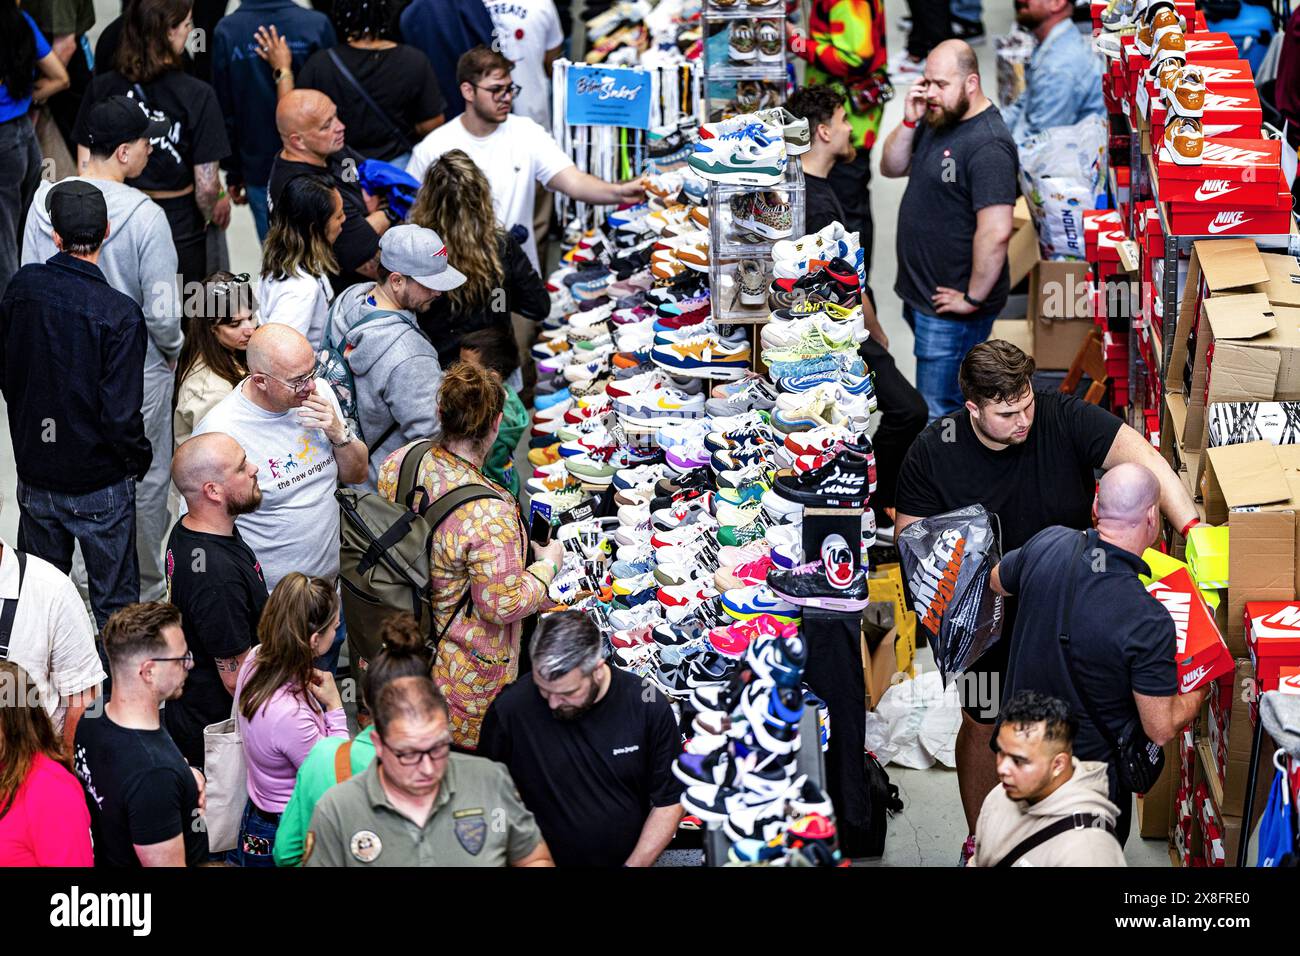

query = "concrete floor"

[{"left": 0, "top": 0, "right": 1173, "bottom": 867}]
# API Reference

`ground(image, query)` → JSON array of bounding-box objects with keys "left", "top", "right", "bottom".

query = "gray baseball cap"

[{"left": 379, "top": 224, "right": 467, "bottom": 292}]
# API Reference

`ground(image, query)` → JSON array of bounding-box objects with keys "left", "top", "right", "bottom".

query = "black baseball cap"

[
  {"left": 46, "top": 181, "right": 108, "bottom": 241},
  {"left": 82, "top": 95, "right": 170, "bottom": 151}
]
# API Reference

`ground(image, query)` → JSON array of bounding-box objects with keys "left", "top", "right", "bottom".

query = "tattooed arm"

[
  {"left": 195, "top": 162, "right": 232, "bottom": 228},
  {"left": 215, "top": 649, "right": 251, "bottom": 696}
]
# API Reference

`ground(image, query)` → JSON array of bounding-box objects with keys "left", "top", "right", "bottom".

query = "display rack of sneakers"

[{"left": 553, "top": 58, "right": 704, "bottom": 242}]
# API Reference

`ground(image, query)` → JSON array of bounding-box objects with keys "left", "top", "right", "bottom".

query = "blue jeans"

[
  {"left": 245, "top": 184, "right": 270, "bottom": 242},
  {"left": 231, "top": 798, "right": 279, "bottom": 868},
  {"left": 951, "top": 0, "right": 982, "bottom": 23},
  {"left": 908, "top": 304, "right": 996, "bottom": 421},
  {"left": 17, "top": 477, "right": 139, "bottom": 631}
]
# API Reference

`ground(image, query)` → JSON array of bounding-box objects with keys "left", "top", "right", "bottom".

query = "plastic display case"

[{"left": 700, "top": 1, "right": 788, "bottom": 123}]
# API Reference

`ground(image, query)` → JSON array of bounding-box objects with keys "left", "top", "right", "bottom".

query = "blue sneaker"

[
  {"left": 739, "top": 680, "right": 805, "bottom": 755},
  {"left": 610, "top": 559, "right": 656, "bottom": 579},
  {"left": 720, "top": 585, "right": 799, "bottom": 624},
  {"left": 747, "top": 630, "right": 807, "bottom": 689},
  {"left": 534, "top": 387, "right": 572, "bottom": 410}
]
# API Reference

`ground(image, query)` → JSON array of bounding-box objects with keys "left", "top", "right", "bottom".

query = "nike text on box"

[
  {"left": 1244, "top": 600, "right": 1300, "bottom": 693},
  {"left": 1155, "top": 136, "right": 1281, "bottom": 180},
  {"left": 1146, "top": 567, "right": 1236, "bottom": 693},
  {"left": 1162, "top": 193, "right": 1294, "bottom": 236},
  {"left": 1155, "top": 166, "right": 1287, "bottom": 207}
]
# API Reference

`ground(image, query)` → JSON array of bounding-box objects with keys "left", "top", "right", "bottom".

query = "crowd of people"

[{"left": 0, "top": 0, "right": 1208, "bottom": 869}]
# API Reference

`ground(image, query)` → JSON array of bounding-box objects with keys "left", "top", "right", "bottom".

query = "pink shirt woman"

[
  {"left": 235, "top": 645, "right": 348, "bottom": 813},
  {"left": 0, "top": 752, "right": 94, "bottom": 867}
]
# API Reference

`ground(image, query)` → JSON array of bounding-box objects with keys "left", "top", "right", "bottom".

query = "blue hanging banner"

[{"left": 565, "top": 65, "right": 652, "bottom": 130}]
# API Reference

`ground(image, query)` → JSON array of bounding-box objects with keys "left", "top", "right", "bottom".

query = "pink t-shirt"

[
  {"left": 235, "top": 651, "right": 348, "bottom": 813},
  {"left": 0, "top": 752, "right": 94, "bottom": 866}
]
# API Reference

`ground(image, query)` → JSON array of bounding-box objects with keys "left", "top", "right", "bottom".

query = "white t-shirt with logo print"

[
  {"left": 405, "top": 114, "right": 575, "bottom": 271},
  {"left": 192, "top": 379, "right": 346, "bottom": 591},
  {"left": 485, "top": 0, "right": 565, "bottom": 130}
]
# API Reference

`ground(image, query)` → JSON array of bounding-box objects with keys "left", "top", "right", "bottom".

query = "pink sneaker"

[{"left": 714, "top": 554, "right": 775, "bottom": 591}]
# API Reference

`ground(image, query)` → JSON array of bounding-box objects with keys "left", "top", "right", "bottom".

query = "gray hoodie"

[
  {"left": 327, "top": 283, "right": 443, "bottom": 489},
  {"left": 24, "top": 177, "right": 184, "bottom": 366},
  {"left": 969, "top": 759, "right": 1127, "bottom": 867}
]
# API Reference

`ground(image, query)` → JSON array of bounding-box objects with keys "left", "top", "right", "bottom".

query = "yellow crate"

[{"left": 869, "top": 562, "right": 916, "bottom": 678}]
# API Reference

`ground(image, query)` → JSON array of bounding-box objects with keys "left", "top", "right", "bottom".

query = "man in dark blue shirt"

[
  {"left": 0, "top": 180, "right": 150, "bottom": 630},
  {"left": 212, "top": 0, "right": 336, "bottom": 238},
  {"left": 400, "top": 0, "right": 496, "bottom": 122}
]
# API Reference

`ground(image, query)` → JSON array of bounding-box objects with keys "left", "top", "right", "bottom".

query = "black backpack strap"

[
  {"left": 325, "top": 48, "right": 413, "bottom": 154},
  {"left": 992, "top": 812, "right": 1115, "bottom": 867},
  {"left": 367, "top": 421, "right": 400, "bottom": 458},
  {"left": 0, "top": 551, "right": 27, "bottom": 661}
]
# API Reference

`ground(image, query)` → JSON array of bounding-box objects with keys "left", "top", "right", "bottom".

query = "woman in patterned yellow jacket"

[{"left": 377, "top": 362, "right": 564, "bottom": 749}]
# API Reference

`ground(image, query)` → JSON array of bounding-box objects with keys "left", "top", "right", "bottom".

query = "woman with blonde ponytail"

[
  {"left": 407, "top": 149, "right": 549, "bottom": 367},
  {"left": 231, "top": 573, "right": 348, "bottom": 866}
]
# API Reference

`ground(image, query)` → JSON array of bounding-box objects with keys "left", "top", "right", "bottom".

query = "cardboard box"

[
  {"left": 1008, "top": 196, "right": 1040, "bottom": 289},
  {"left": 1207, "top": 401, "right": 1300, "bottom": 448},
  {"left": 1155, "top": 137, "right": 1282, "bottom": 184},
  {"left": 1151, "top": 88, "right": 1263, "bottom": 143},
  {"left": 991, "top": 318, "right": 1034, "bottom": 357},
  {"left": 861, "top": 626, "right": 900, "bottom": 710},
  {"left": 1137, "top": 738, "right": 1180, "bottom": 839},
  {"left": 1257, "top": 253, "right": 1300, "bottom": 308},
  {"left": 1028, "top": 260, "right": 1095, "bottom": 369}
]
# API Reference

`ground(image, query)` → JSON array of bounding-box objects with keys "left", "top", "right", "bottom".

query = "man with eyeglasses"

[
  {"left": 73, "top": 602, "right": 210, "bottom": 867},
  {"left": 406, "top": 45, "right": 647, "bottom": 271},
  {"left": 192, "top": 323, "right": 368, "bottom": 595},
  {"left": 304, "top": 675, "right": 554, "bottom": 867}
]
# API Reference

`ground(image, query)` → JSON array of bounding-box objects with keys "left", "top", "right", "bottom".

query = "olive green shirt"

[
  {"left": 23, "top": 0, "right": 94, "bottom": 39},
  {"left": 303, "top": 754, "right": 542, "bottom": 867}
]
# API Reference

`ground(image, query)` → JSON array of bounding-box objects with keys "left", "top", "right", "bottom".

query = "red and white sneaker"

[{"left": 820, "top": 534, "right": 855, "bottom": 590}]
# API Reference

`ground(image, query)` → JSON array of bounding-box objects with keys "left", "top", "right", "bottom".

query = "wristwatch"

[
  {"left": 272, "top": 68, "right": 286, "bottom": 83},
  {"left": 330, "top": 422, "right": 357, "bottom": 448},
  {"left": 963, "top": 292, "right": 985, "bottom": 309}
]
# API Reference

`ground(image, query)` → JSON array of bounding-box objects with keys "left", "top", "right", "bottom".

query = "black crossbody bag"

[{"left": 1057, "top": 532, "right": 1165, "bottom": 795}]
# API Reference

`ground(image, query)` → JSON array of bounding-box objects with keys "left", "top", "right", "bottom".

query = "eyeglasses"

[
  {"left": 208, "top": 272, "right": 251, "bottom": 296},
  {"left": 258, "top": 361, "right": 324, "bottom": 394},
  {"left": 148, "top": 651, "right": 194, "bottom": 667},
  {"left": 387, "top": 739, "right": 453, "bottom": 766},
  {"left": 473, "top": 82, "right": 521, "bottom": 101}
]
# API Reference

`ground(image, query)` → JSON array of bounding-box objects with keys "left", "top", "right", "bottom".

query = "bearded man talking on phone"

[{"left": 880, "top": 39, "right": 1019, "bottom": 421}]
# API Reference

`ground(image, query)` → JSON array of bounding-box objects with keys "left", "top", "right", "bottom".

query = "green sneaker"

[{"left": 717, "top": 520, "right": 768, "bottom": 548}]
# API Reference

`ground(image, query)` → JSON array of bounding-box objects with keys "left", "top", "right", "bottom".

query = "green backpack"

[{"left": 336, "top": 439, "right": 496, "bottom": 669}]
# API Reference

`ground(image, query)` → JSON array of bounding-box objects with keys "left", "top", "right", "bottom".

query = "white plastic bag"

[
  {"left": 863, "top": 671, "right": 961, "bottom": 770},
  {"left": 1017, "top": 114, "right": 1108, "bottom": 261}
]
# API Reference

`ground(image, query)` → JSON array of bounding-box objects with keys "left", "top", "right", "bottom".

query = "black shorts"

[{"left": 957, "top": 636, "right": 1009, "bottom": 725}]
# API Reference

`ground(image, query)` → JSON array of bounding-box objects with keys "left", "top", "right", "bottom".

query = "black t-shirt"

[
  {"left": 74, "top": 69, "right": 229, "bottom": 193},
  {"left": 897, "top": 391, "right": 1122, "bottom": 553},
  {"left": 804, "top": 171, "right": 848, "bottom": 237},
  {"left": 477, "top": 668, "right": 683, "bottom": 867},
  {"left": 73, "top": 713, "right": 209, "bottom": 867},
  {"left": 894, "top": 107, "right": 1018, "bottom": 321},
  {"left": 297, "top": 44, "right": 446, "bottom": 163},
  {"left": 267, "top": 147, "right": 380, "bottom": 292},
  {"left": 998, "top": 526, "right": 1178, "bottom": 762},
  {"left": 162, "top": 521, "right": 267, "bottom": 768}
]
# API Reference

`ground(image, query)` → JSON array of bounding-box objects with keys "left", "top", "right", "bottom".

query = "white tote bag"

[{"left": 202, "top": 656, "right": 252, "bottom": 854}]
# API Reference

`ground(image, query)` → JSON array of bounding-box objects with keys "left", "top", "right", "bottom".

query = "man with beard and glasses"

[
  {"left": 478, "top": 612, "right": 685, "bottom": 867},
  {"left": 163, "top": 433, "right": 269, "bottom": 768},
  {"left": 304, "top": 676, "right": 553, "bottom": 866},
  {"left": 881, "top": 39, "right": 1018, "bottom": 420},
  {"left": 895, "top": 339, "right": 1196, "bottom": 863},
  {"left": 999, "top": 0, "right": 1103, "bottom": 144}
]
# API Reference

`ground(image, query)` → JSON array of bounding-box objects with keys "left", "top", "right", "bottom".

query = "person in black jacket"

[
  {"left": 407, "top": 148, "right": 549, "bottom": 370},
  {"left": 0, "top": 180, "right": 151, "bottom": 631}
]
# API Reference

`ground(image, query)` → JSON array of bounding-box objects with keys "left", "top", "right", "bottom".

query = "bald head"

[
  {"left": 1097, "top": 463, "right": 1161, "bottom": 525},
  {"left": 246, "top": 323, "right": 313, "bottom": 377},
  {"left": 173, "top": 433, "right": 244, "bottom": 499},
  {"left": 930, "top": 40, "right": 979, "bottom": 81},
  {"left": 277, "top": 90, "right": 345, "bottom": 161}
]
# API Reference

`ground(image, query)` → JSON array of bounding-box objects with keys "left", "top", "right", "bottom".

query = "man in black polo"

[
  {"left": 990, "top": 463, "right": 1208, "bottom": 845},
  {"left": 478, "top": 611, "right": 684, "bottom": 867},
  {"left": 895, "top": 339, "right": 1198, "bottom": 860}
]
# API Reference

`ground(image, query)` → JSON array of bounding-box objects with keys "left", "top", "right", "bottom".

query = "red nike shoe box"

[
  {"left": 1155, "top": 164, "right": 1285, "bottom": 206},
  {"left": 1122, "top": 32, "right": 1242, "bottom": 71},
  {"left": 1155, "top": 135, "right": 1281, "bottom": 180},
  {"left": 1162, "top": 186, "right": 1294, "bottom": 237},
  {"left": 1137, "top": 59, "right": 1257, "bottom": 118},
  {"left": 1244, "top": 601, "right": 1300, "bottom": 694},
  {"left": 1279, "top": 665, "right": 1300, "bottom": 695},
  {"left": 1145, "top": 568, "right": 1235, "bottom": 692},
  {"left": 1152, "top": 90, "right": 1263, "bottom": 143}
]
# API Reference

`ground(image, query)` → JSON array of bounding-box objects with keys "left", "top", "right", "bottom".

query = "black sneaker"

[
  {"left": 766, "top": 560, "right": 871, "bottom": 612},
  {"left": 769, "top": 258, "right": 860, "bottom": 310},
  {"left": 950, "top": 17, "right": 986, "bottom": 44},
  {"left": 771, "top": 449, "right": 872, "bottom": 509},
  {"left": 656, "top": 467, "right": 713, "bottom": 498}
]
